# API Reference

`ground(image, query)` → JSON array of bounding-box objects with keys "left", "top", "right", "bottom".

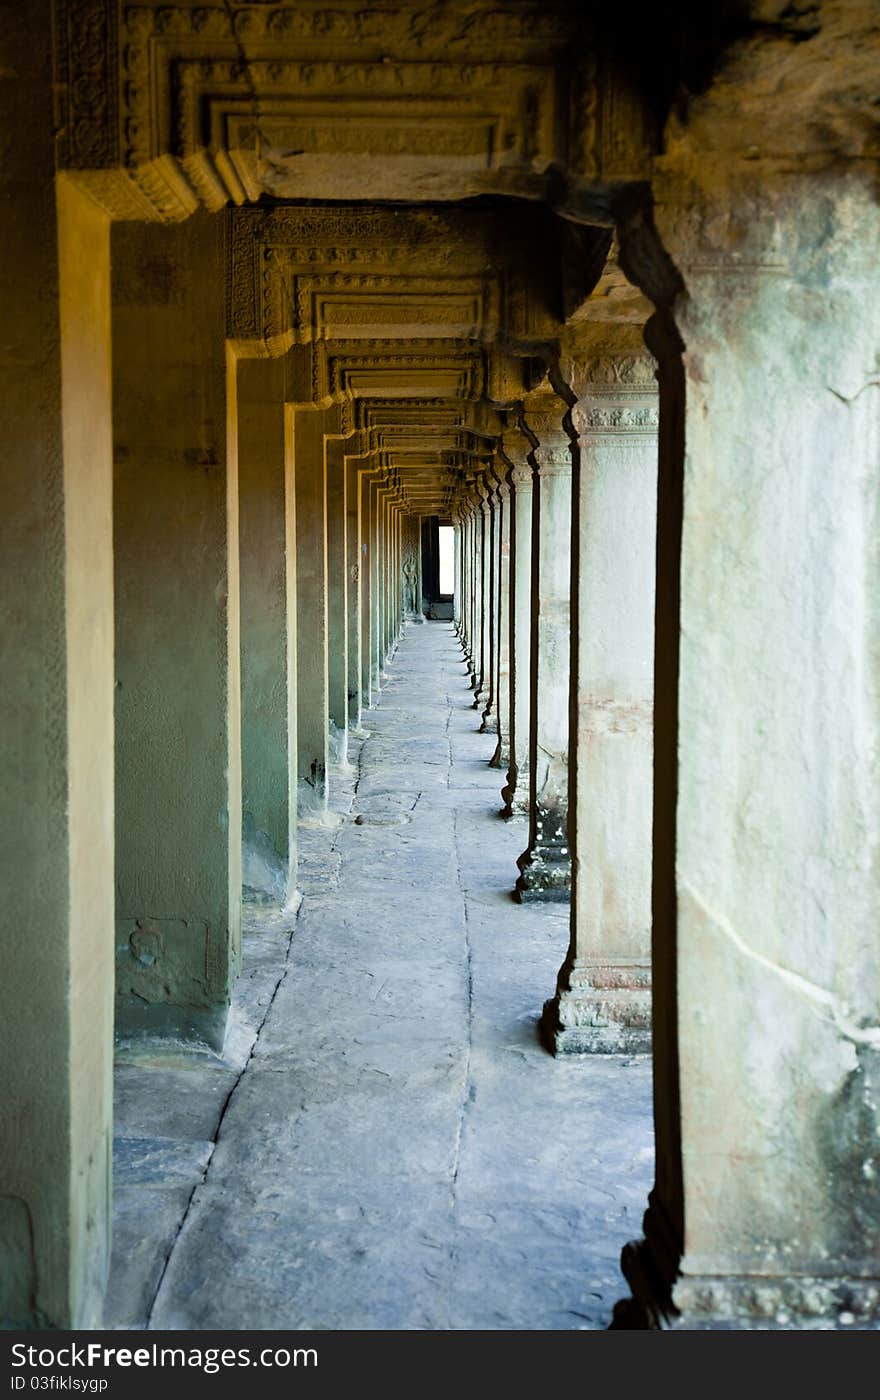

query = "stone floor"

[{"left": 107, "top": 622, "right": 654, "bottom": 1331}]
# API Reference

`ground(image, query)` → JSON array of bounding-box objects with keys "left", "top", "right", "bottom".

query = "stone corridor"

[{"left": 108, "top": 623, "right": 653, "bottom": 1331}]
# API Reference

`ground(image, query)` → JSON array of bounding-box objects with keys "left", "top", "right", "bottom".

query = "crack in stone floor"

[{"left": 108, "top": 622, "right": 654, "bottom": 1331}]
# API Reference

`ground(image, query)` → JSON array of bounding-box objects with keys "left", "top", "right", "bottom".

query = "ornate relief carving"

[
  {"left": 55, "top": 0, "right": 118, "bottom": 167},
  {"left": 56, "top": 2, "right": 638, "bottom": 218},
  {"left": 577, "top": 403, "right": 659, "bottom": 432},
  {"left": 569, "top": 356, "right": 659, "bottom": 439},
  {"left": 226, "top": 205, "right": 527, "bottom": 352},
  {"left": 580, "top": 355, "right": 657, "bottom": 387},
  {"left": 567, "top": 54, "right": 600, "bottom": 180}
]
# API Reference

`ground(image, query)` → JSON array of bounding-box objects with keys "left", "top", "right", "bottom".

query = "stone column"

[
  {"left": 489, "top": 457, "right": 513, "bottom": 770},
  {"left": 515, "top": 388, "right": 573, "bottom": 902},
  {"left": 387, "top": 501, "right": 396, "bottom": 648},
  {"left": 460, "top": 504, "right": 475, "bottom": 665},
  {"left": 368, "top": 475, "right": 385, "bottom": 696},
  {"left": 345, "top": 448, "right": 366, "bottom": 733},
  {"left": 501, "top": 427, "right": 534, "bottom": 818},
  {"left": 473, "top": 475, "right": 493, "bottom": 712},
  {"left": 480, "top": 460, "right": 504, "bottom": 734},
  {"left": 113, "top": 213, "right": 241, "bottom": 1048},
  {"left": 359, "top": 469, "right": 381, "bottom": 710},
  {"left": 467, "top": 499, "right": 479, "bottom": 675},
  {"left": 292, "top": 403, "right": 337, "bottom": 821},
  {"left": 377, "top": 484, "right": 392, "bottom": 672},
  {"left": 325, "top": 430, "right": 351, "bottom": 768},
  {"left": 453, "top": 518, "right": 462, "bottom": 633},
  {"left": 619, "top": 172, "right": 880, "bottom": 1329},
  {"left": 468, "top": 491, "right": 484, "bottom": 692},
  {"left": 237, "top": 356, "right": 298, "bottom": 907},
  {"left": 542, "top": 338, "right": 658, "bottom": 1054},
  {"left": 0, "top": 6, "right": 114, "bottom": 1322}
]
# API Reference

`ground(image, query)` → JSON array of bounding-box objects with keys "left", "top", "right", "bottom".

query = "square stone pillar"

[
  {"left": 460, "top": 504, "right": 476, "bottom": 668},
  {"left": 292, "top": 402, "right": 341, "bottom": 821},
  {"left": 376, "top": 483, "right": 392, "bottom": 675},
  {"left": 0, "top": 6, "right": 114, "bottom": 1322},
  {"left": 325, "top": 430, "right": 354, "bottom": 769},
  {"left": 542, "top": 340, "right": 658, "bottom": 1054},
  {"left": 368, "top": 475, "right": 386, "bottom": 696},
  {"left": 515, "top": 389, "right": 573, "bottom": 902},
  {"left": 500, "top": 429, "right": 533, "bottom": 818},
  {"left": 490, "top": 459, "right": 513, "bottom": 769},
  {"left": 113, "top": 213, "right": 241, "bottom": 1051},
  {"left": 453, "top": 518, "right": 462, "bottom": 632},
  {"left": 479, "top": 461, "right": 505, "bottom": 735},
  {"left": 621, "top": 171, "right": 880, "bottom": 1328},
  {"left": 473, "top": 475, "right": 493, "bottom": 712},
  {"left": 237, "top": 356, "right": 298, "bottom": 908},
  {"left": 468, "top": 492, "right": 485, "bottom": 692},
  {"left": 345, "top": 448, "right": 371, "bottom": 732}
]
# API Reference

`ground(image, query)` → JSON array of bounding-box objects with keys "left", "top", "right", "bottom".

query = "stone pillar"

[
  {"left": 325, "top": 430, "right": 351, "bottom": 768},
  {"left": 619, "top": 172, "right": 880, "bottom": 1328},
  {"left": 345, "top": 449, "right": 365, "bottom": 732},
  {"left": 386, "top": 500, "right": 396, "bottom": 648},
  {"left": 480, "top": 461, "right": 504, "bottom": 734},
  {"left": 453, "top": 518, "right": 462, "bottom": 633},
  {"left": 0, "top": 6, "right": 114, "bottom": 1323},
  {"left": 468, "top": 492, "right": 484, "bottom": 692},
  {"left": 473, "top": 475, "right": 493, "bottom": 712},
  {"left": 542, "top": 338, "right": 658, "bottom": 1054},
  {"left": 489, "top": 458, "right": 513, "bottom": 770},
  {"left": 359, "top": 469, "right": 380, "bottom": 710},
  {"left": 113, "top": 213, "right": 241, "bottom": 1049},
  {"left": 377, "top": 484, "right": 391, "bottom": 672},
  {"left": 515, "top": 388, "right": 573, "bottom": 902},
  {"left": 467, "top": 500, "right": 479, "bottom": 674},
  {"left": 368, "top": 475, "right": 385, "bottom": 696},
  {"left": 460, "top": 505, "right": 475, "bottom": 665},
  {"left": 237, "top": 356, "right": 298, "bottom": 907},
  {"left": 501, "top": 427, "right": 533, "bottom": 818},
  {"left": 292, "top": 403, "right": 338, "bottom": 820}
]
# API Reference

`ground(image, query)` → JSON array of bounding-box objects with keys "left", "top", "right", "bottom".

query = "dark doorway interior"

[{"left": 421, "top": 516, "right": 454, "bottom": 619}]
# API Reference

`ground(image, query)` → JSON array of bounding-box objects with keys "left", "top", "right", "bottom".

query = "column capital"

[
  {"left": 475, "top": 469, "right": 494, "bottom": 512},
  {"left": 485, "top": 454, "right": 509, "bottom": 502},
  {"left": 556, "top": 333, "right": 658, "bottom": 442},
  {"left": 500, "top": 426, "right": 533, "bottom": 491},
  {"left": 521, "top": 386, "right": 572, "bottom": 479},
  {"left": 571, "top": 380, "right": 659, "bottom": 441}
]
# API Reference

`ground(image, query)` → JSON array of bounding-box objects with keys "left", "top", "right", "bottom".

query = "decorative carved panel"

[{"left": 54, "top": 1, "right": 655, "bottom": 221}]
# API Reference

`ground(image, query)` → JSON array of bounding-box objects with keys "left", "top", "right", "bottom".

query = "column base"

[
  {"left": 115, "top": 998, "right": 230, "bottom": 1055},
  {"left": 541, "top": 985, "right": 652, "bottom": 1054},
  {"left": 479, "top": 706, "right": 498, "bottom": 734},
  {"left": 612, "top": 1191, "right": 681, "bottom": 1330},
  {"left": 472, "top": 685, "right": 490, "bottom": 710},
  {"left": 672, "top": 1270, "right": 880, "bottom": 1330},
  {"left": 489, "top": 739, "right": 509, "bottom": 770},
  {"left": 514, "top": 843, "right": 570, "bottom": 902},
  {"left": 500, "top": 768, "right": 529, "bottom": 819}
]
